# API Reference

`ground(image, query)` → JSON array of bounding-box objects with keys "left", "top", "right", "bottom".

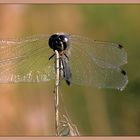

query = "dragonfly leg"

[
  {"left": 64, "top": 53, "right": 69, "bottom": 61},
  {"left": 49, "top": 53, "right": 55, "bottom": 60}
]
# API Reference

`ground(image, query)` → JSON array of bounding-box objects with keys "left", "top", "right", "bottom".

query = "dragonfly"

[{"left": 0, "top": 32, "right": 128, "bottom": 91}]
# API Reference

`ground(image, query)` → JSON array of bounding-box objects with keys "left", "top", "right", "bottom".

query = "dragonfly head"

[{"left": 48, "top": 33, "right": 69, "bottom": 52}]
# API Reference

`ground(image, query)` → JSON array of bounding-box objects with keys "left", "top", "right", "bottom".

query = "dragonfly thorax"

[{"left": 48, "top": 33, "right": 69, "bottom": 52}]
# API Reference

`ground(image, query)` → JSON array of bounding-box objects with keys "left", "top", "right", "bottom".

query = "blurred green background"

[{"left": 0, "top": 4, "right": 139, "bottom": 136}]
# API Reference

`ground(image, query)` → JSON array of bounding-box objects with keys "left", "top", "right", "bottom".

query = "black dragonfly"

[{"left": 0, "top": 33, "right": 128, "bottom": 91}]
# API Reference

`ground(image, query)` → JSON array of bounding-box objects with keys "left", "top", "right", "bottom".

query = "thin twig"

[
  {"left": 54, "top": 50, "right": 60, "bottom": 136},
  {"left": 53, "top": 50, "right": 80, "bottom": 136}
]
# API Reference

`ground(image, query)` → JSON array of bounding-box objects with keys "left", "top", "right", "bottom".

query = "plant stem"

[{"left": 54, "top": 50, "right": 60, "bottom": 136}]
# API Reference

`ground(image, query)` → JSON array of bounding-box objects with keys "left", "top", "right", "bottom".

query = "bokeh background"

[{"left": 0, "top": 4, "right": 139, "bottom": 136}]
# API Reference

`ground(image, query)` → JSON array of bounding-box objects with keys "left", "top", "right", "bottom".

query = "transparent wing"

[
  {"left": 67, "top": 35, "right": 128, "bottom": 90},
  {"left": 0, "top": 34, "right": 55, "bottom": 83},
  {"left": 70, "top": 35, "right": 127, "bottom": 68}
]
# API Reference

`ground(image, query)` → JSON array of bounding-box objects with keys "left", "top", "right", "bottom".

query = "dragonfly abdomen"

[{"left": 60, "top": 56, "right": 72, "bottom": 85}]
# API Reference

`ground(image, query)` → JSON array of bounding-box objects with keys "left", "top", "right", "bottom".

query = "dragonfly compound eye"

[{"left": 48, "top": 33, "right": 69, "bottom": 51}]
